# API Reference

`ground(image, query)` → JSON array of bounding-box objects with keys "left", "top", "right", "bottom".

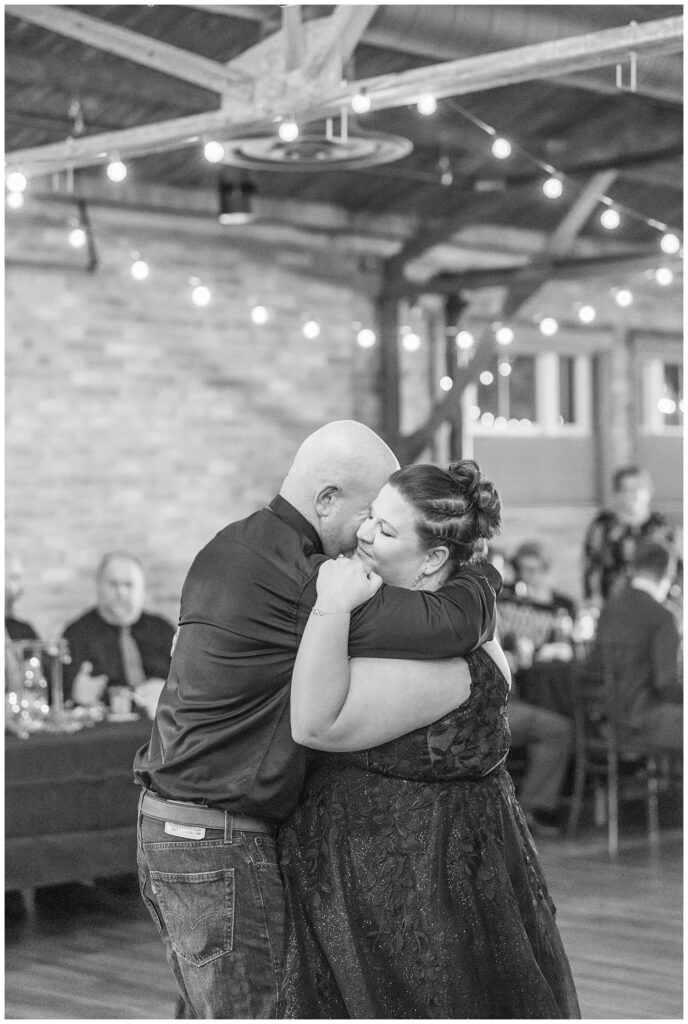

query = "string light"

[
  {"left": 498, "top": 361, "right": 512, "bottom": 376},
  {"left": 539, "top": 317, "right": 558, "bottom": 336},
  {"left": 417, "top": 94, "right": 437, "bottom": 116},
  {"left": 68, "top": 226, "right": 87, "bottom": 248},
  {"left": 438, "top": 156, "right": 453, "bottom": 187},
  {"left": 479, "top": 371, "right": 494, "bottom": 385},
  {"left": 351, "top": 89, "right": 371, "bottom": 114},
  {"left": 302, "top": 318, "right": 321, "bottom": 339},
  {"left": 6, "top": 191, "right": 24, "bottom": 210},
  {"left": 542, "top": 176, "right": 563, "bottom": 199},
  {"left": 578, "top": 304, "right": 596, "bottom": 324},
  {"left": 251, "top": 304, "right": 269, "bottom": 325},
  {"left": 439, "top": 375, "right": 453, "bottom": 391},
  {"left": 495, "top": 325, "right": 514, "bottom": 345},
  {"left": 614, "top": 288, "right": 633, "bottom": 307},
  {"left": 456, "top": 330, "right": 475, "bottom": 349},
  {"left": 356, "top": 328, "right": 376, "bottom": 348},
  {"left": 660, "top": 232, "right": 680, "bottom": 255},
  {"left": 278, "top": 119, "right": 299, "bottom": 142},
  {"left": 491, "top": 137, "right": 512, "bottom": 159},
  {"left": 600, "top": 207, "right": 621, "bottom": 230},
  {"left": 130, "top": 258, "right": 150, "bottom": 281},
  {"left": 203, "top": 141, "right": 225, "bottom": 163},
  {"left": 655, "top": 267, "right": 674, "bottom": 286},
  {"left": 481, "top": 412, "right": 495, "bottom": 426},
  {"left": 106, "top": 158, "right": 127, "bottom": 183},
  {"left": 402, "top": 332, "right": 421, "bottom": 352},
  {"left": 6, "top": 170, "right": 27, "bottom": 193},
  {"left": 191, "top": 284, "right": 211, "bottom": 307}
]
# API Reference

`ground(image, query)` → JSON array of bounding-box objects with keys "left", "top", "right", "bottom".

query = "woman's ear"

[
  {"left": 423, "top": 546, "right": 450, "bottom": 577},
  {"left": 313, "top": 485, "right": 339, "bottom": 520}
]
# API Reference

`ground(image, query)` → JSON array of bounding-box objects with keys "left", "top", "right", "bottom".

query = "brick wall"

[{"left": 6, "top": 198, "right": 381, "bottom": 638}]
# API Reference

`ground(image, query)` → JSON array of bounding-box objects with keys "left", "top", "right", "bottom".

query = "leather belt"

[{"left": 141, "top": 791, "right": 274, "bottom": 834}]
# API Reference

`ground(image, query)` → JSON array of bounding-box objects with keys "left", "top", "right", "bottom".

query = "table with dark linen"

[
  {"left": 516, "top": 659, "right": 577, "bottom": 717},
  {"left": 5, "top": 717, "right": 152, "bottom": 890}
]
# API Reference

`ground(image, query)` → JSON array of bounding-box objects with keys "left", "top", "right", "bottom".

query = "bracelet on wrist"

[{"left": 310, "top": 606, "right": 351, "bottom": 617}]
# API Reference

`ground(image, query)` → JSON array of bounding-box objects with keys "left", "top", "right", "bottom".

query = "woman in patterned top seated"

[{"left": 278, "top": 459, "right": 580, "bottom": 1019}]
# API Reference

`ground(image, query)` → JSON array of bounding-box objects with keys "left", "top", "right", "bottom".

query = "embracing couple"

[{"left": 134, "top": 420, "right": 580, "bottom": 1020}]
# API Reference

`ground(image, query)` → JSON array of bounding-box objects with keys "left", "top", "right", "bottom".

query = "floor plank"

[{"left": 5, "top": 826, "right": 683, "bottom": 1019}]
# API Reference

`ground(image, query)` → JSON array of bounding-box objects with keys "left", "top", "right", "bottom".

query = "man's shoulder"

[
  {"left": 138, "top": 610, "right": 176, "bottom": 634},
  {"left": 62, "top": 607, "right": 101, "bottom": 637}
]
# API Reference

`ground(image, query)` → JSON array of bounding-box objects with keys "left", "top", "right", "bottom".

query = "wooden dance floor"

[{"left": 5, "top": 826, "right": 683, "bottom": 1019}]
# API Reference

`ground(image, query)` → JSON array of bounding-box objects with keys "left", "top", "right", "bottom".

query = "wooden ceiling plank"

[
  {"left": 5, "top": 4, "right": 253, "bottom": 93},
  {"left": 303, "top": 5, "right": 379, "bottom": 79},
  {"left": 8, "top": 15, "right": 683, "bottom": 176},
  {"left": 310, "top": 16, "right": 684, "bottom": 116},
  {"left": 544, "top": 170, "right": 618, "bottom": 258},
  {"left": 283, "top": 5, "right": 304, "bottom": 72}
]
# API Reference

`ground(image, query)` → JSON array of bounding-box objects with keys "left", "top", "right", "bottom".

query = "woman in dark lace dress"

[{"left": 278, "top": 461, "right": 580, "bottom": 1019}]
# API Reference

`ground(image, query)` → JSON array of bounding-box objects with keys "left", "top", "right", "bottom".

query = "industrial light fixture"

[{"left": 218, "top": 180, "right": 256, "bottom": 225}]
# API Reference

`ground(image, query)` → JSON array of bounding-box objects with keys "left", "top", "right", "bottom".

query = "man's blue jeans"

[{"left": 137, "top": 793, "right": 285, "bottom": 1019}]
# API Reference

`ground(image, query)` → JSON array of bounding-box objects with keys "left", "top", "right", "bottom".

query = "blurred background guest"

[
  {"left": 62, "top": 552, "right": 175, "bottom": 718},
  {"left": 588, "top": 540, "right": 682, "bottom": 752},
  {"left": 583, "top": 465, "right": 678, "bottom": 606},
  {"left": 5, "top": 553, "right": 39, "bottom": 642},
  {"left": 498, "top": 540, "right": 577, "bottom": 836}
]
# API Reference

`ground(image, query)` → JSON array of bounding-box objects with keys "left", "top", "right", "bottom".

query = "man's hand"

[
  {"left": 131, "top": 678, "right": 165, "bottom": 719},
  {"left": 72, "top": 661, "right": 108, "bottom": 706}
]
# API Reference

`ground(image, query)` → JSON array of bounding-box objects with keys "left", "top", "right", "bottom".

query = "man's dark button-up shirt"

[{"left": 134, "top": 495, "right": 499, "bottom": 822}]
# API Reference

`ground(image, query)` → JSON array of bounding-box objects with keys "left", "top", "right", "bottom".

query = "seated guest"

[
  {"left": 62, "top": 551, "right": 175, "bottom": 717},
  {"left": 589, "top": 540, "right": 682, "bottom": 751},
  {"left": 583, "top": 464, "right": 677, "bottom": 606},
  {"left": 498, "top": 541, "right": 576, "bottom": 836},
  {"left": 5, "top": 553, "right": 39, "bottom": 642}
]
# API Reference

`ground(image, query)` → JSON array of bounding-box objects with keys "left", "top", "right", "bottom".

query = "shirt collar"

[
  {"left": 631, "top": 576, "right": 663, "bottom": 602},
  {"left": 267, "top": 494, "right": 323, "bottom": 554}
]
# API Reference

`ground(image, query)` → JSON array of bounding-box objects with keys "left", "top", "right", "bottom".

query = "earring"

[{"left": 411, "top": 569, "right": 425, "bottom": 590}]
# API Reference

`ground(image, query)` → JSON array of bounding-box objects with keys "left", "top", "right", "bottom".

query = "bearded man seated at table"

[
  {"left": 497, "top": 540, "right": 577, "bottom": 837},
  {"left": 61, "top": 552, "right": 175, "bottom": 718}
]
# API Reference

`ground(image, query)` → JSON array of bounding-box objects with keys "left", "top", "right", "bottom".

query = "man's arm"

[{"left": 651, "top": 615, "right": 682, "bottom": 703}]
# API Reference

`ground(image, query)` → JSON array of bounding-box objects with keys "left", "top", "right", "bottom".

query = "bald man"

[{"left": 134, "top": 421, "right": 502, "bottom": 1019}]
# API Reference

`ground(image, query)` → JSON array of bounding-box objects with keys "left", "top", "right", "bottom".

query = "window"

[
  {"left": 466, "top": 352, "right": 591, "bottom": 435},
  {"left": 642, "top": 358, "right": 683, "bottom": 432}
]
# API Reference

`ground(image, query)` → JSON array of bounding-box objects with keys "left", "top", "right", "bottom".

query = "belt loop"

[
  {"left": 136, "top": 789, "right": 145, "bottom": 844},
  {"left": 224, "top": 810, "right": 233, "bottom": 844}
]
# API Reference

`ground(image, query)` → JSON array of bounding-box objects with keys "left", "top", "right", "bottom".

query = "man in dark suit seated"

[
  {"left": 590, "top": 540, "right": 682, "bottom": 751},
  {"left": 61, "top": 552, "right": 175, "bottom": 717},
  {"left": 5, "top": 553, "right": 39, "bottom": 642}
]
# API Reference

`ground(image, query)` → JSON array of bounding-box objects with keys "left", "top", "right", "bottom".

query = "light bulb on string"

[
  {"left": 660, "top": 232, "right": 680, "bottom": 255},
  {"left": 539, "top": 317, "right": 559, "bottom": 336},
  {"left": 456, "top": 330, "right": 475, "bottom": 350},
  {"left": 495, "top": 325, "right": 514, "bottom": 346},
  {"left": 278, "top": 119, "right": 299, "bottom": 143},
  {"left": 577, "top": 304, "right": 596, "bottom": 324},
  {"left": 600, "top": 207, "right": 621, "bottom": 230},
  {"left": 356, "top": 328, "right": 376, "bottom": 348},
  {"left": 402, "top": 332, "right": 422, "bottom": 352},
  {"left": 417, "top": 94, "right": 437, "bottom": 116},
  {"left": 130, "top": 258, "right": 150, "bottom": 281},
  {"left": 6, "top": 170, "right": 27, "bottom": 193},
  {"left": 106, "top": 157, "right": 127, "bottom": 182},
  {"left": 203, "top": 140, "right": 225, "bottom": 163},
  {"left": 302, "top": 318, "right": 321, "bottom": 340},
  {"left": 251, "top": 304, "right": 269, "bottom": 325},
  {"left": 68, "top": 226, "right": 87, "bottom": 249},
  {"left": 498, "top": 361, "right": 512, "bottom": 377},
  {"left": 655, "top": 267, "right": 674, "bottom": 286},
  {"left": 6, "top": 191, "right": 24, "bottom": 210},
  {"left": 439, "top": 376, "right": 453, "bottom": 391},
  {"left": 542, "top": 176, "right": 563, "bottom": 199},
  {"left": 479, "top": 371, "right": 494, "bottom": 386},
  {"left": 614, "top": 288, "right": 633, "bottom": 307},
  {"left": 191, "top": 284, "right": 212, "bottom": 307},
  {"left": 351, "top": 89, "right": 371, "bottom": 114},
  {"left": 491, "top": 137, "right": 511, "bottom": 159},
  {"left": 438, "top": 156, "right": 453, "bottom": 187}
]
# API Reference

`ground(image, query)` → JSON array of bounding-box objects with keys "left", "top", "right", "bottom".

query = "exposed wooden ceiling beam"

[
  {"left": 7, "top": 15, "right": 683, "bottom": 176},
  {"left": 303, "top": 5, "right": 379, "bottom": 80},
  {"left": 5, "top": 5, "right": 253, "bottom": 93},
  {"left": 541, "top": 170, "right": 618, "bottom": 259}
]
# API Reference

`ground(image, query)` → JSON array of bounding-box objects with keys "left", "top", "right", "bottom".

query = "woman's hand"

[{"left": 314, "top": 555, "right": 382, "bottom": 613}]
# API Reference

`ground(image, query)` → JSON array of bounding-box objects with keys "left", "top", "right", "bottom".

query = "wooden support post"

[{"left": 376, "top": 294, "right": 401, "bottom": 454}]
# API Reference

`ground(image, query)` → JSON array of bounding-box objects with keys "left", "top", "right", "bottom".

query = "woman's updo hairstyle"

[{"left": 388, "top": 459, "right": 501, "bottom": 572}]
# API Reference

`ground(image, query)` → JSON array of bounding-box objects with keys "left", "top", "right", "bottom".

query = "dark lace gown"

[{"left": 278, "top": 647, "right": 581, "bottom": 1019}]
